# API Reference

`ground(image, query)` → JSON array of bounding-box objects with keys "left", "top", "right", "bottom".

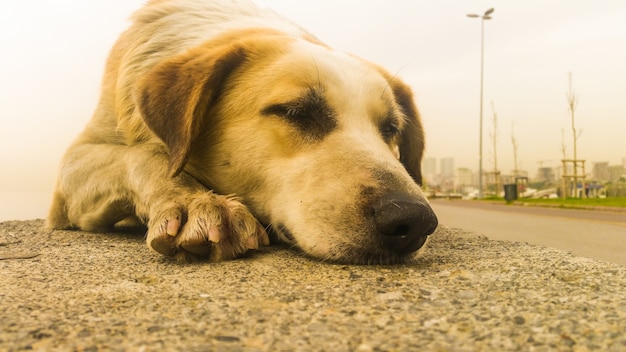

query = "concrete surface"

[{"left": 1, "top": 219, "right": 625, "bottom": 351}]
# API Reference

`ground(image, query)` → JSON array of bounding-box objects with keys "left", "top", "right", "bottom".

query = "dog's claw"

[
  {"left": 260, "top": 230, "right": 270, "bottom": 246},
  {"left": 208, "top": 225, "right": 220, "bottom": 243},
  {"left": 246, "top": 235, "right": 258, "bottom": 250},
  {"left": 166, "top": 217, "right": 180, "bottom": 236}
]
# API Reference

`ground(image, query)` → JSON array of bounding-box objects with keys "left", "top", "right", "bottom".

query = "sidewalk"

[{"left": 1, "top": 220, "right": 625, "bottom": 351}]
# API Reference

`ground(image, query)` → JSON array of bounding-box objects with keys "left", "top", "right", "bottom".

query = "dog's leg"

[
  {"left": 48, "top": 142, "right": 268, "bottom": 261},
  {"left": 48, "top": 142, "right": 138, "bottom": 232},
  {"left": 48, "top": 191, "right": 72, "bottom": 230}
]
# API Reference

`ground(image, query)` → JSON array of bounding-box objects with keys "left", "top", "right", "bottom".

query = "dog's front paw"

[{"left": 147, "top": 192, "right": 269, "bottom": 261}]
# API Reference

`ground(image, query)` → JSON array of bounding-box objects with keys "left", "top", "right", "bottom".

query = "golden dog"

[{"left": 47, "top": 0, "right": 438, "bottom": 264}]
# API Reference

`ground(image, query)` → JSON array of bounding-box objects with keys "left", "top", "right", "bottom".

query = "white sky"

[{"left": 1, "top": 0, "right": 625, "bottom": 198}]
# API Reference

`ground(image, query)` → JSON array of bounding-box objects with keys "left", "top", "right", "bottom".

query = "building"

[
  {"left": 609, "top": 165, "right": 625, "bottom": 182},
  {"left": 422, "top": 157, "right": 437, "bottom": 184},
  {"left": 592, "top": 162, "right": 610, "bottom": 182},
  {"left": 455, "top": 167, "right": 473, "bottom": 191},
  {"left": 440, "top": 158, "right": 455, "bottom": 179}
]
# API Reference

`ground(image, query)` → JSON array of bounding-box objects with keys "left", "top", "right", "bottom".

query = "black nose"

[{"left": 373, "top": 194, "right": 438, "bottom": 254}]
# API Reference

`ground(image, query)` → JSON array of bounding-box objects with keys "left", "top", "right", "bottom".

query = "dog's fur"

[{"left": 47, "top": 0, "right": 438, "bottom": 264}]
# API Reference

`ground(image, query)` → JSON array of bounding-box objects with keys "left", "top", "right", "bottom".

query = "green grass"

[{"left": 517, "top": 197, "right": 626, "bottom": 208}]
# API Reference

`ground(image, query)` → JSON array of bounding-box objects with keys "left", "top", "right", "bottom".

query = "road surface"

[{"left": 430, "top": 199, "right": 626, "bottom": 266}]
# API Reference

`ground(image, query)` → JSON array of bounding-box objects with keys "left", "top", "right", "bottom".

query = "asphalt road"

[{"left": 430, "top": 199, "right": 626, "bottom": 266}]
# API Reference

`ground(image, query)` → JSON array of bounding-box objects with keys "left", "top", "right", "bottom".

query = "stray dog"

[{"left": 47, "top": 0, "right": 438, "bottom": 264}]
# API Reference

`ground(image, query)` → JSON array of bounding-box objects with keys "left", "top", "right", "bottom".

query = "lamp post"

[{"left": 467, "top": 8, "right": 494, "bottom": 199}]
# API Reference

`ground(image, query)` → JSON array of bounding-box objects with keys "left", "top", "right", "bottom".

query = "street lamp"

[{"left": 467, "top": 8, "right": 494, "bottom": 199}]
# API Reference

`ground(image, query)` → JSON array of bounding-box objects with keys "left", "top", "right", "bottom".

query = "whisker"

[{"left": 381, "top": 60, "right": 412, "bottom": 98}]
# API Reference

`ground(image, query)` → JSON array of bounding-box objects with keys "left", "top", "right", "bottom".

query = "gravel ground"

[{"left": 1, "top": 219, "right": 625, "bottom": 351}]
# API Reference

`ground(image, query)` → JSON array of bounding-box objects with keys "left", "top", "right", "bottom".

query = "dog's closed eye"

[
  {"left": 380, "top": 119, "right": 400, "bottom": 142},
  {"left": 261, "top": 89, "right": 337, "bottom": 140}
]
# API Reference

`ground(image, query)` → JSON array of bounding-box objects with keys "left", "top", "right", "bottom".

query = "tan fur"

[{"left": 48, "top": 0, "right": 437, "bottom": 264}]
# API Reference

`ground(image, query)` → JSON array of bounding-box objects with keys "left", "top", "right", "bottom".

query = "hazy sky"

[{"left": 1, "top": 1, "right": 625, "bottom": 217}]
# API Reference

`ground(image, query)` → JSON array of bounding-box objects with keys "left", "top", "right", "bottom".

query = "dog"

[{"left": 47, "top": 0, "right": 438, "bottom": 264}]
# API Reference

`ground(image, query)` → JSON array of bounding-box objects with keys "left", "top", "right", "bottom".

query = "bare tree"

[
  {"left": 487, "top": 101, "right": 501, "bottom": 196},
  {"left": 490, "top": 101, "right": 499, "bottom": 172},
  {"left": 566, "top": 72, "right": 582, "bottom": 165},
  {"left": 565, "top": 72, "right": 583, "bottom": 197},
  {"left": 560, "top": 128, "right": 567, "bottom": 160},
  {"left": 511, "top": 121, "right": 519, "bottom": 177}
]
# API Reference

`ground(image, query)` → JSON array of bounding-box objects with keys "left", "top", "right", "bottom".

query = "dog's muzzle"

[{"left": 372, "top": 193, "right": 438, "bottom": 254}]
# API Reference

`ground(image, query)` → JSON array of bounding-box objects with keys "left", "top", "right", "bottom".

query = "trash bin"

[{"left": 504, "top": 184, "right": 518, "bottom": 203}]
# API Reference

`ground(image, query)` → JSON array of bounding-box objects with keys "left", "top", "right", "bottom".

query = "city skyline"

[
  {"left": 422, "top": 156, "right": 626, "bottom": 181},
  {"left": 422, "top": 156, "right": 626, "bottom": 174}
]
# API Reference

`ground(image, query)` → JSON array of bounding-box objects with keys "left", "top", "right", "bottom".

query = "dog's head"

[{"left": 138, "top": 28, "right": 438, "bottom": 264}]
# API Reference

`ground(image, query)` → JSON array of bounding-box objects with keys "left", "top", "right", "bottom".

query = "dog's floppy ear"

[
  {"left": 390, "top": 80, "right": 425, "bottom": 186},
  {"left": 138, "top": 43, "right": 247, "bottom": 177}
]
